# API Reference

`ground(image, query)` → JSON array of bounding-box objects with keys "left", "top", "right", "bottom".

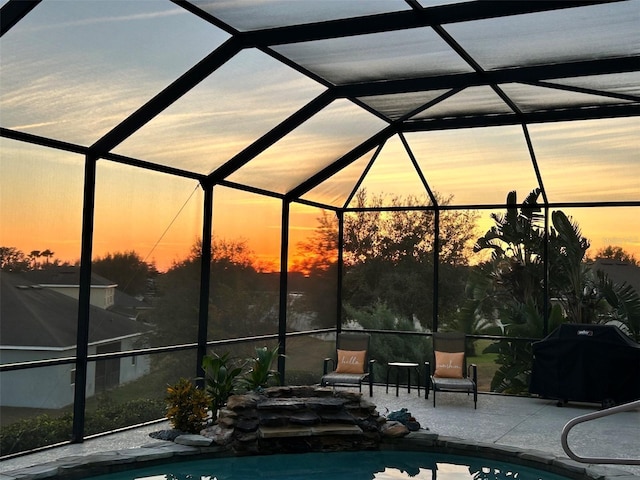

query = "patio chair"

[
  {"left": 425, "top": 332, "right": 477, "bottom": 409},
  {"left": 321, "top": 332, "right": 375, "bottom": 397}
]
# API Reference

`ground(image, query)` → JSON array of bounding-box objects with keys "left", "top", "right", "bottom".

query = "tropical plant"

[
  {"left": 165, "top": 378, "right": 210, "bottom": 433},
  {"left": 201, "top": 352, "right": 243, "bottom": 417},
  {"left": 474, "top": 188, "right": 546, "bottom": 311},
  {"left": 467, "top": 189, "right": 546, "bottom": 393},
  {"left": 238, "top": 345, "right": 281, "bottom": 392},
  {"left": 471, "top": 188, "right": 640, "bottom": 393},
  {"left": 598, "top": 270, "right": 640, "bottom": 342},
  {"left": 547, "top": 210, "right": 591, "bottom": 323},
  {"left": 484, "top": 301, "right": 565, "bottom": 393}
]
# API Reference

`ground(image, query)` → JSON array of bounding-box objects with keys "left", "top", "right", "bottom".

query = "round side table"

[{"left": 386, "top": 362, "right": 421, "bottom": 396}]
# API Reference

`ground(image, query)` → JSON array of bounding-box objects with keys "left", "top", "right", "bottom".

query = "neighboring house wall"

[
  {"left": 0, "top": 349, "right": 80, "bottom": 409},
  {"left": 46, "top": 285, "right": 116, "bottom": 309},
  {"left": 0, "top": 339, "right": 149, "bottom": 409},
  {"left": 118, "top": 337, "right": 151, "bottom": 385}
]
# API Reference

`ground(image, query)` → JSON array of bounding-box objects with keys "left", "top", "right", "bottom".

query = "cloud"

[{"left": 16, "top": 6, "right": 187, "bottom": 34}]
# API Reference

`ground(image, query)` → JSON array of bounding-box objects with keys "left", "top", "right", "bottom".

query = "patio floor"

[{"left": 1, "top": 386, "right": 639, "bottom": 478}]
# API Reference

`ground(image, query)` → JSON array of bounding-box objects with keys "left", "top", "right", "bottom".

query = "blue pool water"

[{"left": 84, "top": 450, "right": 571, "bottom": 479}]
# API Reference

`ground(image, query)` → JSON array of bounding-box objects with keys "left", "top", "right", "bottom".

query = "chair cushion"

[
  {"left": 434, "top": 351, "right": 464, "bottom": 378},
  {"left": 432, "top": 376, "right": 475, "bottom": 391},
  {"left": 322, "top": 372, "right": 367, "bottom": 386},
  {"left": 336, "top": 350, "right": 366, "bottom": 374}
]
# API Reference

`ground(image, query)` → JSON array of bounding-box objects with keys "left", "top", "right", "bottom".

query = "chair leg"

[
  {"left": 433, "top": 388, "right": 436, "bottom": 408},
  {"left": 424, "top": 365, "right": 430, "bottom": 400}
]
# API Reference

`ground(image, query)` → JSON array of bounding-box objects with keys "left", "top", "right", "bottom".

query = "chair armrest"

[
  {"left": 468, "top": 363, "right": 478, "bottom": 384},
  {"left": 323, "top": 358, "right": 334, "bottom": 375},
  {"left": 368, "top": 359, "right": 376, "bottom": 378}
]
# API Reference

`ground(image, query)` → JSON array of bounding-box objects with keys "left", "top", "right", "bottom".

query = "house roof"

[
  {"left": 19, "top": 267, "right": 116, "bottom": 288},
  {"left": 592, "top": 258, "right": 640, "bottom": 293},
  {"left": 0, "top": 272, "right": 147, "bottom": 350}
]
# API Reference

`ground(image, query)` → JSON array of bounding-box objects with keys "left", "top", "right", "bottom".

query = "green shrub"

[
  {"left": 1, "top": 413, "right": 73, "bottom": 455},
  {"left": 85, "top": 397, "right": 165, "bottom": 435},
  {"left": 1, "top": 398, "right": 165, "bottom": 456}
]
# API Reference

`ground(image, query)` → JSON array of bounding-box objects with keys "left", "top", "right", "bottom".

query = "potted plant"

[
  {"left": 165, "top": 378, "right": 210, "bottom": 433},
  {"left": 201, "top": 352, "right": 243, "bottom": 419},
  {"left": 238, "top": 345, "right": 281, "bottom": 392}
]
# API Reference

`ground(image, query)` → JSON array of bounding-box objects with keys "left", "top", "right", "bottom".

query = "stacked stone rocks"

[{"left": 200, "top": 385, "right": 407, "bottom": 455}]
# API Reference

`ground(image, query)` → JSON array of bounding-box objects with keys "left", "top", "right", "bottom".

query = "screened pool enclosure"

[{"left": 1, "top": 0, "right": 639, "bottom": 454}]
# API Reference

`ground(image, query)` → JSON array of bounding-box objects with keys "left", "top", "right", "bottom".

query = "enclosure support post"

[
  {"left": 196, "top": 182, "right": 213, "bottom": 385},
  {"left": 522, "top": 122, "right": 550, "bottom": 337},
  {"left": 433, "top": 208, "right": 440, "bottom": 332},
  {"left": 277, "top": 200, "right": 290, "bottom": 384},
  {"left": 337, "top": 210, "right": 345, "bottom": 335},
  {"left": 543, "top": 205, "right": 550, "bottom": 337},
  {"left": 71, "top": 154, "right": 97, "bottom": 443}
]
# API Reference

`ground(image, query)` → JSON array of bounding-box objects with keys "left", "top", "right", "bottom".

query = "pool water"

[{"left": 84, "top": 450, "right": 571, "bottom": 479}]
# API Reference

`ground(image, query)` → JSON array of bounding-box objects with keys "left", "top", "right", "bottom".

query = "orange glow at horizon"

[{"left": 2, "top": 158, "right": 639, "bottom": 275}]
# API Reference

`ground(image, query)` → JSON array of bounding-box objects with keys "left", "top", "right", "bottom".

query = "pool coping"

[{"left": 1, "top": 431, "right": 637, "bottom": 480}]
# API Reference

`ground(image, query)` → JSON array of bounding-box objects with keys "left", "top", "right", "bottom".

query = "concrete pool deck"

[{"left": 1, "top": 387, "right": 639, "bottom": 478}]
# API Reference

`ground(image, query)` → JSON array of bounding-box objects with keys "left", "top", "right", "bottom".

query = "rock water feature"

[{"left": 170, "top": 385, "right": 414, "bottom": 455}]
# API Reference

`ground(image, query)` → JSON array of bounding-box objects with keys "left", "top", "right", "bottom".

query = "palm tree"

[
  {"left": 474, "top": 188, "right": 546, "bottom": 312},
  {"left": 547, "top": 211, "right": 591, "bottom": 323},
  {"left": 600, "top": 274, "right": 640, "bottom": 341},
  {"left": 29, "top": 250, "right": 41, "bottom": 269},
  {"left": 40, "top": 249, "right": 54, "bottom": 265}
]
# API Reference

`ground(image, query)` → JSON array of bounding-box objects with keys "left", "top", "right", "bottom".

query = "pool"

[{"left": 83, "top": 450, "right": 572, "bottom": 480}]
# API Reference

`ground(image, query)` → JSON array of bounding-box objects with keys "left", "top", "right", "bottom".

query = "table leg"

[{"left": 386, "top": 367, "right": 390, "bottom": 394}]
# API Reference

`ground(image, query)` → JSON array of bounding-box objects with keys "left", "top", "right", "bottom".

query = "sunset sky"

[{"left": 1, "top": 1, "right": 638, "bottom": 272}]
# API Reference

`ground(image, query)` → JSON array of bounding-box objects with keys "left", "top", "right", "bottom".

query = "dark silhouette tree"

[
  {"left": 291, "top": 210, "right": 339, "bottom": 329},
  {"left": 92, "top": 250, "right": 151, "bottom": 297},
  {"left": 145, "top": 237, "right": 277, "bottom": 347},
  {"left": 0, "top": 246, "right": 30, "bottom": 272},
  {"left": 292, "top": 189, "right": 479, "bottom": 332},
  {"left": 594, "top": 245, "right": 638, "bottom": 265},
  {"left": 342, "top": 190, "right": 478, "bottom": 330}
]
